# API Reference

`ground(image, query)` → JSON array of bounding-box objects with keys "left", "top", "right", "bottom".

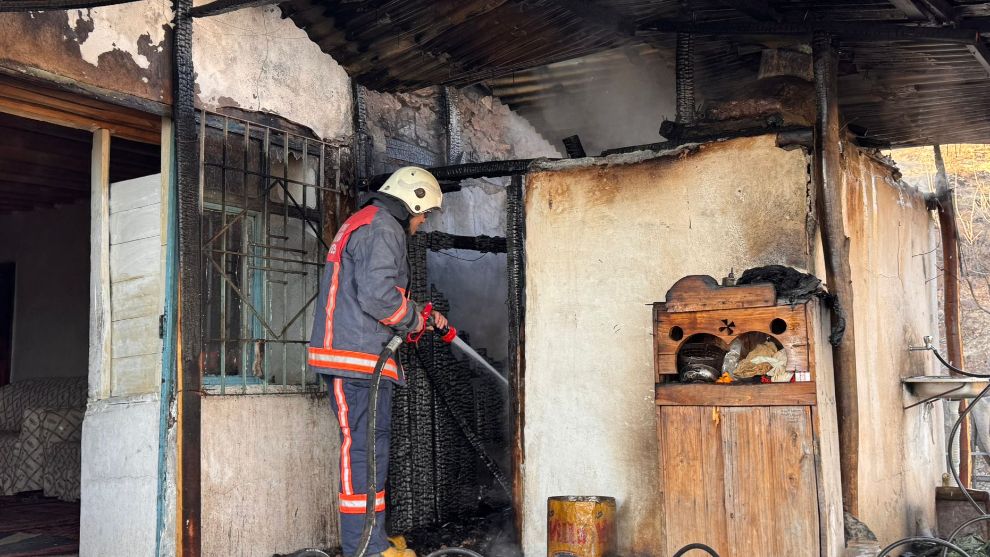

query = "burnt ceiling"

[
  {"left": 0, "top": 112, "right": 159, "bottom": 215},
  {"left": 279, "top": 0, "right": 990, "bottom": 147}
]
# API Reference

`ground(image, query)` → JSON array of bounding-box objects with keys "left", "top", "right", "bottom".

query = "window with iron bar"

[{"left": 198, "top": 110, "right": 353, "bottom": 394}]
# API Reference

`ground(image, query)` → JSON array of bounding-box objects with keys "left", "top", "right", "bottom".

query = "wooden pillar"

[
  {"left": 89, "top": 128, "right": 112, "bottom": 401},
  {"left": 507, "top": 175, "right": 526, "bottom": 541},
  {"left": 934, "top": 144, "right": 971, "bottom": 487},
  {"left": 173, "top": 0, "right": 201, "bottom": 553},
  {"left": 813, "top": 32, "right": 860, "bottom": 515}
]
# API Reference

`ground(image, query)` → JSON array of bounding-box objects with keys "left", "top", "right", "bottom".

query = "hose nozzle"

[{"left": 406, "top": 302, "right": 457, "bottom": 344}]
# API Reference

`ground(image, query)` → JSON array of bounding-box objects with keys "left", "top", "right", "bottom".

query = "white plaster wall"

[
  {"left": 71, "top": 3, "right": 168, "bottom": 73},
  {"left": 192, "top": 5, "right": 353, "bottom": 140},
  {"left": 201, "top": 393, "right": 340, "bottom": 557},
  {"left": 0, "top": 202, "right": 90, "bottom": 381},
  {"left": 79, "top": 394, "right": 160, "bottom": 557},
  {"left": 522, "top": 136, "right": 814, "bottom": 556},
  {"left": 842, "top": 149, "right": 944, "bottom": 543}
]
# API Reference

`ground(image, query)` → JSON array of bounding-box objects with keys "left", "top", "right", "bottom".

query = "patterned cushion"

[
  {"left": 8, "top": 406, "right": 85, "bottom": 494},
  {"left": 43, "top": 440, "right": 81, "bottom": 502},
  {"left": 0, "top": 431, "right": 19, "bottom": 495},
  {"left": 9, "top": 407, "right": 48, "bottom": 493},
  {"left": 0, "top": 378, "right": 87, "bottom": 432},
  {"left": 41, "top": 407, "right": 85, "bottom": 444}
]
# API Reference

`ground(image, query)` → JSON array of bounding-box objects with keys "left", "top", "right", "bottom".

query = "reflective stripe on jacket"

[{"left": 308, "top": 197, "right": 420, "bottom": 385}]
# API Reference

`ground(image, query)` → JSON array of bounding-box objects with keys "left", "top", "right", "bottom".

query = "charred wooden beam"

[
  {"left": 675, "top": 33, "right": 695, "bottom": 125},
  {"left": 173, "top": 0, "right": 202, "bottom": 554},
  {"left": 607, "top": 122, "right": 809, "bottom": 156},
  {"left": 637, "top": 19, "right": 980, "bottom": 43},
  {"left": 965, "top": 40, "right": 990, "bottom": 76},
  {"left": 506, "top": 175, "right": 526, "bottom": 544},
  {"left": 0, "top": 0, "right": 138, "bottom": 11},
  {"left": 813, "top": 31, "right": 859, "bottom": 516},
  {"left": 562, "top": 135, "right": 587, "bottom": 159},
  {"left": 888, "top": 0, "right": 935, "bottom": 20},
  {"left": 920, "top": 0, "right": 958, "bottom": 23},
  {"left": 421, "top": 232, "right": 507, "bottom": 254},
  {"left": 775, "top": 129, "right": 815, "bottom": 150},
  {"left": 190, "top": 0, "right": 273, "bottom": 17}
]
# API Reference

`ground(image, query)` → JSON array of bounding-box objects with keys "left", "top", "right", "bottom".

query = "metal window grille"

[{"left": 197, "top": 110, "right": 352, "bottom": 393}]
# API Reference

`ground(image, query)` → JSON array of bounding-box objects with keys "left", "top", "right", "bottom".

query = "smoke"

[{"left": 516, "top": 47, "right": 677, "bottom": 155}]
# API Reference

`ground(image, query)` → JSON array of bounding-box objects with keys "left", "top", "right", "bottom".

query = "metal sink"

[{"left": 903, "top": 375, "right": 990, "bottom": 401}]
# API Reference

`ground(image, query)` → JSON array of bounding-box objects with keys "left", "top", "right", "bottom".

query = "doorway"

[
  {"left": 0, "top": 262, "right": 13, "bottom": 388},
  {"left": 0, "top": 96, "right": 160, "bottom": 556}
]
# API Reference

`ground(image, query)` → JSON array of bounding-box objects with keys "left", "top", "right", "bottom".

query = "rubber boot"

[
  {"left": 381, "top": 547, "right": 415, "bottom": 557},
  {"left": 387, "top": 536, "right": 407, "bottom": 551}
]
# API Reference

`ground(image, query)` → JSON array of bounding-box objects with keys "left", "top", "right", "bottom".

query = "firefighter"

[{"left": 309, "top": 166, "right": 446, "bottom": 557}]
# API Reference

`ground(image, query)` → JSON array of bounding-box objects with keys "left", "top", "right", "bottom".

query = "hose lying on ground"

[{"left": 671, "top": 543, "right": 721, "bottom": 556}]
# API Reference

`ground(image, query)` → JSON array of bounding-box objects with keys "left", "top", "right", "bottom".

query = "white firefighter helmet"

[{"left": 379, "top": 166, "right": 442, "bottom": 215}]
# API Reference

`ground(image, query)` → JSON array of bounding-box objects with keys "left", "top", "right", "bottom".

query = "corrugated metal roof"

[{"left": 279, "top": 0, "right": 990, "bottom": 147}]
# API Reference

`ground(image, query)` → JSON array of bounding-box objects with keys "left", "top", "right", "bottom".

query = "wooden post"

[
  {"left": 173, "top": 0, "right": 202, "bottom": 553},
  {"left": 934, "top": 144, "right": 971, "bottom": 487},
  {"left": 89, "top": 128, "right": 112, "bottom": 401},
  {"left": 813, "top": 32, "right": 860, "bottom": 515},
  {"left": 507, "top": 175, "right": 526, "bottom": 541}
]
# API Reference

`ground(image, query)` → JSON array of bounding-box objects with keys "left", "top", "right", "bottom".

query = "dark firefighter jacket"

[{"left": 308, "top": 194, "right": 422, "bottom": 385}]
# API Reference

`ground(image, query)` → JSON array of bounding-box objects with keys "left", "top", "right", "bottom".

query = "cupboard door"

[
  {"left": 659, "top": 406, "right": 820, "bottom": 557},
  {"left": 659, "top": 406, "right": 729, "bottom": 556}
]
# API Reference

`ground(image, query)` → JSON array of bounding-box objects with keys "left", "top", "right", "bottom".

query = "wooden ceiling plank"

[
  {"left": 965, "top": 39, "right": 990, "bottom": 76},
  {"left": 0, "top": 175, "right": 88, "bottom": 190},
  {"left": 717, "top": 0, "right": 783, "bottom": 22},
  {"left": 0, "top": 79, "right": 160, "bottom": 144},
  {"left": 887, "top": 0, "right": 933, "bottom": 20}
]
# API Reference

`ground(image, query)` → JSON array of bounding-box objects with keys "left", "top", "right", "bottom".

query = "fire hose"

[{"left": 353, "top": 303, "right": 509, "bottom": 557}]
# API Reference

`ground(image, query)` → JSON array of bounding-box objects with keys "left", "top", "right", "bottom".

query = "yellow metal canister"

[{"left": 547, "top": 496, "right": 616, "bottom": 557}]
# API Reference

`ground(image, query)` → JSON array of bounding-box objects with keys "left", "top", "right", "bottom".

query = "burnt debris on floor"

[{"left": 404, "top": 506, "right": 520, "bottom": 557}]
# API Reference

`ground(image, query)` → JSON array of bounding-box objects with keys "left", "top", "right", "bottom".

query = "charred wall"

[
  {"left": 521, "top": 136, "right": 944, "bottom": 554},
  {"left": 361, "top": 85, "right": 559, "bottom": 362},
  {"left": 523, "top": 135, "right": 813, "bottom": 557},
  {"left": 360, "top": 84, "right": 559, "bottom": 534}
]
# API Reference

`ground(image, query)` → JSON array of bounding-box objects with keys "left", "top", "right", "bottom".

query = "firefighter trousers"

[{"left": 329, "top": 376, "right": 394, "bottom": 557}]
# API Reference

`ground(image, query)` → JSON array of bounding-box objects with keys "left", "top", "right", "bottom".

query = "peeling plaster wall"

[
  {"left": 363, "top": 85, "right": 560, "bottom": 361},
  {"left": 80, "top": 394, "right": 160, "bottom": 557},
  {"left": 200, "top": 393, "right": 340, "bottom": 556},
  {"left": 522, "top": 136, "right": 813, "bottom": 557},
  {"left": 192, "top": 5, "right": 352, "bottom": 140},
  {"left": 0, "top": 202, "right": 89, "bottom": 381},
  {"left": 1, "top": 3, "right": 352, "bottom": 140},
  {"left": 0, "top": 6, "right": 171, "bottom": 103},
  {"left": 841, "top": 148, "right": 943, "bottom": 544}
]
